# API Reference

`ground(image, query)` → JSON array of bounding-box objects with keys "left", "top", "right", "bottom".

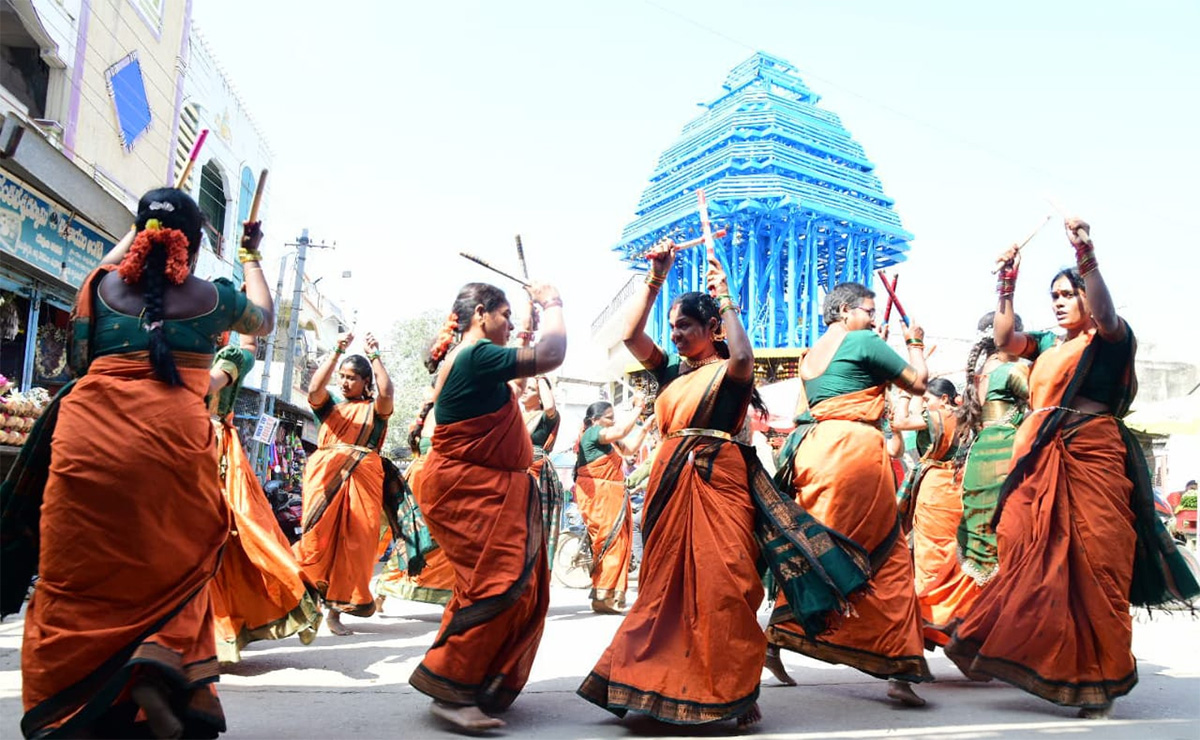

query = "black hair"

[
  {"left": 822, "top": 282, "right": 874, "bottom": 326},
  {"left": 1050, "top": 267, "right": 1085, "bottom": 292},
  {"left": 134, "top": 188, "right": 203, "bottom": 386},
  {"left": 667, "top": 291, "right": 768, "bottom": 417},
  {"left": 575, "top": 401, "right": 615, "bottom": 475},
  {"left": 409, "top": 400, "right": 434, "bottom": 457},
  {"left": 927, "top": 378, "right": 958, "bottom": 406},
  {"left": 339, "top": 354, "right": 374, "bottom": 397},
  {"left": 1187, "top": 480, "right": 1197, "bottom": 488},
  {"left": 424, "top": 282, "right": 509, "bottom": 374},
  {"left": 955, "top": 311, "right": 1026, "bottom": 449}
]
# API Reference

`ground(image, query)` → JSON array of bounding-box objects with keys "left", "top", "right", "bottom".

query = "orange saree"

[
  {"left": 295, "top": 400, "right": 387, "bottom": 616},
  {"left": 375, "top": 454, "right": 455, "bottom": 606},
  {"left": 767, "top": 385, "right": 931, "bottom": 682},
  {"left": 573, "top": 444, "right": 633, "bottom": 604},
  {"left": 945, "top": 326, "right": 1200, "bottom": 708},
  {"left": 579, "top": 363, "right": 763, "bottom": 723},
  {"left": 408, "top": 397, "right": 548, "bottom": 712},
  {"left": 210, "top": 418, "right": 322, "bottom": 662},
  {"left": 579, "top": 362, "right": 870, "bottom": 724},
  {"left": 21, "top": 354, "right": 230, "bottom": 737},
  {"left": 901, "top": 408, "right": 979, "bottom": 647}
]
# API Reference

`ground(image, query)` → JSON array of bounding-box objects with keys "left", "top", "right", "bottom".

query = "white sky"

[{"left": 193, "top": 0, "right": 1200, "bottom": 369}]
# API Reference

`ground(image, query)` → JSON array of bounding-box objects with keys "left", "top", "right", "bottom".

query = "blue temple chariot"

[{"left": 613, "top": 52, "right": 912, "bottom": 350}]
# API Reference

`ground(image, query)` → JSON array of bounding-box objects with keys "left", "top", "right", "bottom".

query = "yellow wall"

[{"left": 68, "top": 0, "right": 187, "bottom": 201}]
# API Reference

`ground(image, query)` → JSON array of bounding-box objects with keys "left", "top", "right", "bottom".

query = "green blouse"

[
  {"left": 210, "top": 346, "right": 256, "bottom": 417},
  {"left": 984, "top": 362, "right": 1028, "bottom": 404},
  {"left": 93, "top": 278, "right": 252, "bottom": 357},
  {"left": 803, "top": 331, "right": 908, "bottom": 408},
  {"left": 578, "top": 424, "right": 614, "bottom": 466},
  {"left": 1025, "top": 328, "right": 1133, "bottom": 409},
  {"left": 435, "top": 340, "right": 520, "bottom": 425},
  {"left": 528, "top": 410, "right": 559, "bottom": 449},
  {"left": 650, "top": 353, "right": 752, "bottom": 432}
]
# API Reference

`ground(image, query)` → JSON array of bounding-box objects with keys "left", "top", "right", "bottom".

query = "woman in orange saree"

[
  {"left": 578, "top": 241, "right": 871, "bottom": 727},
  {"left": 893, "top": 377, "right": 975, "bottom": 649},
  {"left": 1, "top": 189, "right": 274, "bottom": 738},
  {"left": 374, "top": 417, "right": 455, "bottom": 609},
  {"left": 946, "top": 219, "right": 1199, "bottom": 717},
  {"left": 207, "top": 339, "right": 322, "bottom": 663},
  {"left": 522, "top": 376, "right": 565, "bottom": 563},
  {"left": 572, "top": 399, "right": 649, "bottom": 613},
  {"left": 766, "top": 281, "right": 933, "bottom": 707},
  {"left": 409, "top": 281, "right": 566, "bottom": 732},
  {"left": 295, "top": 331, "right": 394, "bottom": 636}
]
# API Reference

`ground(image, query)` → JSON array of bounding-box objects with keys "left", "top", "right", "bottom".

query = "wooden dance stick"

[
  {"left": 459, "top": 252, "right": 532, "bottom": 288},
  {"left": 1045, "top": 196, "right": 1092, "bottom": 248},
  {"left": 880, "top": 273, "right": 899, "bottom": 323},
  {"left": 992, "top": 214, "right": 1053, "bottom": 273},
  {"left": 247, "top": 169, "right": 268, "bottom": 223},
  {"left": 174, "top": 129, "right": 209, "bottom": 189},
  {"left": 635, "top": 228, "right": 728, "bottom": 260},
  {"left": 926, "top": 343, "right": 938, "bottom": 358},
  {"left": 874, "top": 270, "right": 910, "bottom": 327},
  {"left": 515, "top": 234, "right": 529, "bottom": 279}
]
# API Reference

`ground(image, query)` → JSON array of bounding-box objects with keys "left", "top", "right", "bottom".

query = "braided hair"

[
  {"left": 669, "top": 292, "right": 768, "bottom": 417},
  {"left": 424, "top": 282, "right": 508, "bottom": 374},
  {"left": 955, "top": 311, "right": 1024, "bottom": 447},
  {"left": 408, "top": 399, "right": 435, "bottom": 457},
  {"left": 131, "top": 188, "right": 203, "bottom": 385}
]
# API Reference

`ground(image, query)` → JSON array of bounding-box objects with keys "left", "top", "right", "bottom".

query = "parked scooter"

[{"left": 264, "top": 479, "right": 303, "bottom": 545}]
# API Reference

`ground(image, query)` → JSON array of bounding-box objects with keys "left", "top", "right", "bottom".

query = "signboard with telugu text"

[
  {"left": 0, "top": 172, "right": 116, "bottom": 288},
  {"left": 252, "top": 415, "right": 281, "bottom": 444}
]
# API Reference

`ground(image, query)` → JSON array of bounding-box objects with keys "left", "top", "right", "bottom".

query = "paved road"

[{"left": 2, "top": 584, "right": 1197, "bottom": 739}]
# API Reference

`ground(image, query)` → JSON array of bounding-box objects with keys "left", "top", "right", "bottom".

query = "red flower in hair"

[
  {"left": 118, "top": 220, "right": 192, "bottom": 286},
  {"left": 429, "top": 312, "right": 461, "bottom": 362}
]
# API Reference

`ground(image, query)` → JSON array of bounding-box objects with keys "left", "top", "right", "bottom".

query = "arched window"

[
  {"left": 198, "top": 160, "right": 228, "bottom": 257},
  {"left": 237, "top": 167, "right": 256, "bottom": 225}
]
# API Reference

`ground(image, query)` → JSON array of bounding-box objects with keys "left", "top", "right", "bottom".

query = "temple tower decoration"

[{"left": 613, "top": 52, "right": 912, "bottom": 349}]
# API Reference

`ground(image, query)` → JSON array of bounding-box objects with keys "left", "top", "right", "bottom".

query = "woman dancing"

[
  {"left": 892, "top": 377, "right": 970, "bottom": 648},
  {"left": 572, "top": 398, "right": 649, "bottom": 614},
  {"left": 579, "top": 241, "right": 871, "bottom": 727},
  {"left": 1, "top": 188, "right": 273, "bottom": 737},
  {"left": 295, "top": 331, "right": 394, "bottom": 635},
  {"left": 766, "top": 281, "right": 933, "bottom": 707},
  {"left": 207, "top": 333, "right": 323, "bottom": 663},
  {"left": 951, "top": 312, "right": 1028, "bottom": 609},
  {"left": 409, "top": 281, "right": 566, "bottom": 731},
  {"left": 523, "top": 376, "right": 566, "bottom": 563},
  {"left": 945, "top": 219, "right": 1199, "bottom": 717}
]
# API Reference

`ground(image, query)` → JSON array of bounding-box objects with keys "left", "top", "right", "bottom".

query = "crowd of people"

[{"left": 0, "top": 185, "right": 1196, "bottom": 737}]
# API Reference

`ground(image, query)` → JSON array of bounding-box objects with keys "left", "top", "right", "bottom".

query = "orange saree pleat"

[
  {"left": 910, "top": 409, "right": 980, "bottom": 646},
  {"left": 409, "top": 398, "right": 548, "bottom": 712},
  {"left": 21, "top": 354, "right": 229, "bottom": 737},
  {"left": 766, "top": 386, "right": 930, "bottom": 682},
  {"left": 210, "top": 422, "right": 322, "bottom": 662},
  {"left": 375, "top": 455, "right": 455, "bottom": 605},
  {"left": 579, "top": 364, "right": 765, "bottom": 724},
  {"left": 947, "top": 333, "right": 1139, "bottom": 707},
  {"left": 295, "top": 400, "right": 385, "bottom": 616},
  {"left": 573, "top": 451, "right": 632, "bottom": 602}
]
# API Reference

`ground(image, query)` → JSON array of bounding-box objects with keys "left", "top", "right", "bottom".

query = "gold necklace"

[{"left": 681, "top": 354, "right": 722, "bottom": 369}]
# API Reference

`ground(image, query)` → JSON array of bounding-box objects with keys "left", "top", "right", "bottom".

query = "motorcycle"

[{"left": 264, "top": 480, "right": 303, "bottom": 545}]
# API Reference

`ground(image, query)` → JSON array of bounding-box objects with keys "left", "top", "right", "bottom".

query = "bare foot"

[
  {"left": 591, "top": 598, "right": 628, "bottom": 615},
  {"left": 736, "top": 702, "right": 762, "bottom": 728},
  {"left": 1078, "top": 704, "right": 1112, "bottom": 720},
  {"left": 327, "top": 609, "right": 353, "bottom": 636},
  {"left": 764, "top": 645, "right": 797, "bottom": 686},
  {"left": 374, "top": 594, "right": 387, "bottom": 616},
  {"left": 887, "top": 679, "right": 926, "bottom": 707},
  {"left": 430, "top": 701, "right": 505, "bottom": 731},
  {"left": 131, "top": 679, "right": 183, "bottom": 738}
]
